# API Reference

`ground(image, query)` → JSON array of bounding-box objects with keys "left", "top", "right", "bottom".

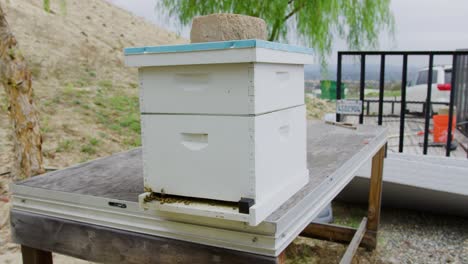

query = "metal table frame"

[{"left": 11, "top": 124, "right": 386, "bottom": 264}]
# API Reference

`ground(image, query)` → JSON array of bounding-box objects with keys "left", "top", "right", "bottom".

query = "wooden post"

[
  {"left": 21, "top": 245, "right": 53, "bottom": 264},
  {"left": 366, "top": 146, "right": 385, "bottom": 249},
  {"left": 339, "top": 217, "right": 367, "bottom": 264},
  {"left": 276, "top": 251, "right": 287, "bottom": 264},
  {"left": 300, "top": 222, "right": 376, "bottom": 250}
]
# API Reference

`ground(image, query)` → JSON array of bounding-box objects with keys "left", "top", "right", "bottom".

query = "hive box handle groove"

[
  {"left": 180, "top": 133, "right": 209, "bottom": 150},
  {"left": 175, "top": 73, "right": 210, "bottom": 92}
]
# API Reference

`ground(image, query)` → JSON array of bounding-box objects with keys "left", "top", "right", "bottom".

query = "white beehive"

[{"left": 124, "top": 40, "right": 313, "bottom": 225}]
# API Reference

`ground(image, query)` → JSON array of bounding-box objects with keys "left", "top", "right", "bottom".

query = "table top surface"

[{"left": 17, "top": 121, "right": 386, "bottom": 224}]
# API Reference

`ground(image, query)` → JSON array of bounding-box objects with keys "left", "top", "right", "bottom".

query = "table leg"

[
  {"left": 366, "top": 145, "right": 385, "bottom": 250},
  {"left": 276, "top": 250, "right": 287, "bottom": 264},
  {"left": 21, "top": 245, "right": 53, "bottom": 264}
]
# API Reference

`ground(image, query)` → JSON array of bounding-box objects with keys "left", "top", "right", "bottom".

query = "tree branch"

[
  {"left": 284, "top": 3, "right": 305, "bottom": 21},
  {"left": 269, "top": 19, "right": 281, "bottom": 41},
  {"left": 269, "top": 1, "right": 305, "bottom": 40}
]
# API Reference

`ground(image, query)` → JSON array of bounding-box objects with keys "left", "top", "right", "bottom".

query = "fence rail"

[{"left": 336, "top": 50, "right": 468, "bottom": 157}]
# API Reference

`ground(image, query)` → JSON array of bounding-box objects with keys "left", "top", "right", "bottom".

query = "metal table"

[{"left": 10, "top": 121, "right": 387, "bottom": 263}]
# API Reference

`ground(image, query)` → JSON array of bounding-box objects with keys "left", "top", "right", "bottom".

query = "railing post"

[
  {"left": 359, "top": 54, "right": 366, "bottom": 124},
  {"left": 378, "top": 55, "right": 385, "bottom": 125},
  {"left": 399, "top": 54, "right": 408, "bottom": 153},
  {"left": 446, "top": 55, "right": 458, "bottom": 157},
  {"left": 423, "top": 54, "right": 434, "bottom": 155},
  {"left": 336, "top": 52, "right": 343, "bottom": 122}
]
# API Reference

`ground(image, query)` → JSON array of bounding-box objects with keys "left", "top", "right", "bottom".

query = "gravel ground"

[
  {"left": 287, "top": 202, "right": 468, "bottom": 264},
  {"left": 374, "top": 205, "right": 468, "bottom": 264}
]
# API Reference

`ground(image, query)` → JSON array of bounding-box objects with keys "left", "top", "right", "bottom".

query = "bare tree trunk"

[{"left": 0, "top": 4, "right": 44, "bottom": 180}]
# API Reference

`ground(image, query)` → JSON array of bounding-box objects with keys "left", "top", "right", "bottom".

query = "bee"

[{"left": 143, "top": 186, "right": 153, "bottom": 193}]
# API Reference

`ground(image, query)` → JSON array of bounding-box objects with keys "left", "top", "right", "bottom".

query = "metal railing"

[
  {"left": 361, "top": 99, "right": 449, "bottom": 117},
  {"left": 336, "top": 51, "right": 468, "bottom": 157}
]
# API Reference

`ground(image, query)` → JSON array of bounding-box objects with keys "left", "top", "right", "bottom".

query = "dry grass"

[
  {"left": 306, "top": 95, "right": 336, "bottom": 120},
  {"left": 0, "top": 0, "right": 184, "bottom": 170}
]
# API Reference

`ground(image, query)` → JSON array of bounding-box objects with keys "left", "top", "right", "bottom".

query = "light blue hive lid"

[{"left": 124, "top": 39, "right": 313, "bottom": 56}]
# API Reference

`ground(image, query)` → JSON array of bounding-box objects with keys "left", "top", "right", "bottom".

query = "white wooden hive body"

[
  {"left": 138, "top": 63, "right": 304, "bottom": 115},
  {"left": 124, "top": 40, "right": 314, "bottom": 225}
]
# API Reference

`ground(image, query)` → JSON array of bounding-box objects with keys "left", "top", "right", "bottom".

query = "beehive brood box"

[{"left": 124, "top": 40, "right": 313, "bottom": 225}]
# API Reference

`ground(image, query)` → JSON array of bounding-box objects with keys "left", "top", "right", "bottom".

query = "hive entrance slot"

[{"left": 143, "top": 192, "right": 241, "bottom": 209}]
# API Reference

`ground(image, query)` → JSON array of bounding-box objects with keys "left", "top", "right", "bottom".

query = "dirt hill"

[
  {"left": 0, "top": 0, "right": 183, "bottom": 262},
  {"left": 0, "top": 0, "right": 184, "bottom": 173}
]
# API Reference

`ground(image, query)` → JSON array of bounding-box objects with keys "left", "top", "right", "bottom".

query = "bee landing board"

[{"left": 124, "top": 40, "right": 313, "bottom": 226}]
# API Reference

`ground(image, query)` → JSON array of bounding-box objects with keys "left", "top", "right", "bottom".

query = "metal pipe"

[
  {"left": 446, "top": 55, "right": 458, "bottom": 157},
  {"left": 399, "top": 54, "right": 408, "bottom": 153},
  {"left": 359, "top": 54, "right": 366, "bottom": 124},
  {"left": 363, "top": 99, "right": 447, "bottom": 105},
  {"left": 423, "top": 54, "right": 434, "bottom": 155},
  {"left": 336, "top": 53, "right": 342, "bottom": 122},
  {"left": 378, "top": 55, "right": 385, "bottom": 125}
]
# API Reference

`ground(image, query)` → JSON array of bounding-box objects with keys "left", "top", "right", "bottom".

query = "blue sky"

[{"left": 108, "top": 0, "right": 468, "bottom": 66}]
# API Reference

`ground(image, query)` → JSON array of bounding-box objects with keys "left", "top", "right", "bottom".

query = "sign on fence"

[{"left": 336, "top": 100, "right": 363, "bottom": 114}]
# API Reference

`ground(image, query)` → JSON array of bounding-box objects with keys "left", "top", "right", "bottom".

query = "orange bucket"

[{"left": 432, "top": 114, "right": 456, "bottom": 143}]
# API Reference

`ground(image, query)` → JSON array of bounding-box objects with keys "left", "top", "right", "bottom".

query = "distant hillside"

[
  {"left": 305, "top": 64, "right": 417, "bottom": 81},
  {"left": 0, "top": 0, "right": 184, "bottom": 172}
]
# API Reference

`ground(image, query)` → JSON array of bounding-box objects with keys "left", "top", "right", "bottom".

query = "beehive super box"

[{"left": 124, "top": 40, "right": 313, "bottom": 225}]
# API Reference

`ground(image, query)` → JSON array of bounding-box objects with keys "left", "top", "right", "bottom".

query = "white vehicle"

[{"left": 406, "top": 65, "right": 452, "bottom": 114}]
